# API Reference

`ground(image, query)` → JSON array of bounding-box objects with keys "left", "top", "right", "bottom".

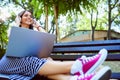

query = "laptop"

[{"left": 5, "top": 27, "right": 55, "bottom": 58}]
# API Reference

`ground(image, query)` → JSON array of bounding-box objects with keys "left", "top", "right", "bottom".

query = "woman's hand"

[
  {"left": 32, "top": 19, "right": 46, "bottom": 32},
  {"left": 32, "top": 19, "right": 40, "bottom": 29}
]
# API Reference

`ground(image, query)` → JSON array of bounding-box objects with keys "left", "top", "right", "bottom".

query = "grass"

[
  {"left": 103, "top": 61, "right": 120, "bottom": 72},
  {"left": 101, "top": 61, "right": 120, "bottom": 80}
]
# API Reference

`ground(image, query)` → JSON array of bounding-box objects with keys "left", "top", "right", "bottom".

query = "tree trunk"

[
  {"left": 53, "top": 4, "right": 59, "bottom": 43},
  {"left": 91, "top": 10, "right": 98, "bottom": 41},
  {"left": 107, "top": 0, "right": 112, "bottom": 40},
  {"left": 44, "top": 1, "right": 48, "bottom": 32},
  {"left": 92, "top": 27, "right": 95, "bottom": 41},
  {"left": 49, "top": 17, "right": 55, "bottom": 34}
]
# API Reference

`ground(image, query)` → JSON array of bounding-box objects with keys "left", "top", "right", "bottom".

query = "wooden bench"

[
  {"left": 50, "top": 39, "right": 120, "bottom": 79},
  {"left": 0, "top": 39, "right": 120, "bottom": 80}
]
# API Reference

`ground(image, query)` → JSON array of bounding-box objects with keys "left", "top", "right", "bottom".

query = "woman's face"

[{"left": 21, "top": 11, "right": 33, "bottom": 27}]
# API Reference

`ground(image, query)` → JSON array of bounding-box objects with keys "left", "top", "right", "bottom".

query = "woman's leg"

[
  {"left": 47, "top": 66, "right": 111, "bottom": 80},
  {"left": 47, "top": 74, "right": 71, "bottom": 80},
  {"left": 39, "top": 49, "right": 108, "bottom": 76},
  {"left": 38, "top": 60, "right": 74, "bottom": 75}
]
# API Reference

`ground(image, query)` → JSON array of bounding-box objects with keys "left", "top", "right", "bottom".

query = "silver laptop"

[{"left": 5, "top": 27, "right": 55, "bottom": 58}]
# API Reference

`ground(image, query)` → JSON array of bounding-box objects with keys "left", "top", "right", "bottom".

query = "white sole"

[
  {"left": 91, "top": 66, "right": 111, "bottom": 80},
  {"left": 86, "top": 48, "right": 108, "bottom": 74}
]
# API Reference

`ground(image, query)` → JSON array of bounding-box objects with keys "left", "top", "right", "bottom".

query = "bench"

[
  {"left": 50, "top": 39, "right": 120, "bottom": 79},
  {"left": 0, "top": 39, "right": 120, "bottom": 80}
]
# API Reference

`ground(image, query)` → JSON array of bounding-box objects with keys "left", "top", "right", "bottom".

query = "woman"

[{"left": 0, "top": 10, "right": 111, "bottom": 80}]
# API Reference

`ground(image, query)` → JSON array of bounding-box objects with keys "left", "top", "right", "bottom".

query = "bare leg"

[
  {"left": 38, "top": 59, "right": 104, "bottom": 76},
  {"left": 46, "top": 66, "right": 111, "bottom": 80},
  {"left": 39, "top": 49, "right": 107, "bottom": 76},
  {"left": 47, "top": 74, "right": 72, "bottom": 80},
  {"left": 38, "top": 60, "right": 74, "bottom": 76}
]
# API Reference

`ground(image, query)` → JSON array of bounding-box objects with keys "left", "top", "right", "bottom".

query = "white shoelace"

[
  {"left": 77, "top": 73, "right": 95, "bottom": 80},
  {"left": 80, "top": 54, "right": 99, "bottom": 64}
]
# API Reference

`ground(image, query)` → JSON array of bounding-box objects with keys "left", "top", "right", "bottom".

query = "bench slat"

[
  {"left": 54, "top": 39, "right": 120, "bottom": 47},
  {"left": 111, "top": 73, "right": 120, "bottom": 79},
  {"left": 50, "top": 54, "right": 120, "bottom": 61},
  {"left": 52, "top": 45, "right": 120, "bottom": 53}
]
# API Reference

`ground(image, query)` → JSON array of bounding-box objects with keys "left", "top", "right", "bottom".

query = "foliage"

[
  {"left": 0, "top": 17, "right": 16, "bottom": 58},
  {"left": 0, "top": 0, "right": 16, "bottom": 58},
  {"left": 11, "top": 0, "right": 97, "bottom": 19},
  {"left": 0, "top": 23, "right": 9, "bottom": 58},
  {"left": 107, "top": 0, "right": 120, "bottom": 39}
]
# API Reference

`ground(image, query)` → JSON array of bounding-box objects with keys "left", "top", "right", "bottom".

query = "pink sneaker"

[
  {"left": 71, "top": 66, "right": 111, "bottom": 80},
  {"left": 77, "top": 73, "right": 95, "bottom": 80},
  {"left": 73, "top": 49, "right": 108, "bottom": 76}
]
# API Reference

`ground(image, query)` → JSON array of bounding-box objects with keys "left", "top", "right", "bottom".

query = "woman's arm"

[
  {"left": 36, "top": 26, "right": 46, "bottom": 32},
  {"left": 32, "top": 19, "right": 46, "bottom": 32}
]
